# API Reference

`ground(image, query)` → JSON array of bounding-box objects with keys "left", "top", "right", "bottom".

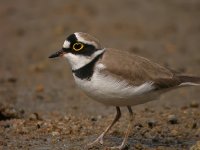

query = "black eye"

[{"left": 73, "top": 43, "right": 84, "bottom": 51}]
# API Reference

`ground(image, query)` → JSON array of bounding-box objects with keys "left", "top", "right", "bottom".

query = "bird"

[{"left": 49, "top": 32, "right": 200, "bottom": 149}]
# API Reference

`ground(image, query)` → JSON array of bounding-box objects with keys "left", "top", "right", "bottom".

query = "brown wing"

[{"left": 100, "top": 48, "right": 181, "bottom": 89}]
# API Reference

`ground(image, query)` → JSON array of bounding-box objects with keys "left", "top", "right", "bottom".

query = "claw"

[
  {"left": 87, "top": 134, "right": 104, "bottom": 148},
  {"left": 107, "top": 144, "right": 128, "bottom": 150}
]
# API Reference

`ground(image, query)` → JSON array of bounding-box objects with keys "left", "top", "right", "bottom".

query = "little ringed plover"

[{"left": 49, "top": 32, "right": 200, "bottom": 149}]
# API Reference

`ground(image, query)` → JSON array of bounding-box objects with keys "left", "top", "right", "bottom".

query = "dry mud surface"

[{"left": 0, "top": 0, "right": 200, "bottom": 150}]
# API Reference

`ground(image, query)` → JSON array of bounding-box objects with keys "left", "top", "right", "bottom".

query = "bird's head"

[{"left": 49, "top": 32, "right": 104, "bottom": 70}]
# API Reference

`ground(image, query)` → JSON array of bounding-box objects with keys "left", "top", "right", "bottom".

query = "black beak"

[{"left": 48, "top": 49, "right": 65, "bottom": 58}]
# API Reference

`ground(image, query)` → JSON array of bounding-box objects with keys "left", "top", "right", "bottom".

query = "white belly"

[{"left": 73, "top": 71, "right": 157, "bottom": 106}]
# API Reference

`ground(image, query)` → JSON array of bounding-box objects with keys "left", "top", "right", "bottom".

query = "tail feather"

[{"left": 177, "top": 75, "right": 200, "bottom": 86}]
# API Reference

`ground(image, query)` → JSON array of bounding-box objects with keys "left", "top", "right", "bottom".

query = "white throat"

[{"left": 63, "top": 49, "right": 105, "bottom": 70}]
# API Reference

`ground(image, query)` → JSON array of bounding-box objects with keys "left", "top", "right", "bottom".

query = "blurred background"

[{"left": 0, "top": 0, "right": 200, "bottom": 149}]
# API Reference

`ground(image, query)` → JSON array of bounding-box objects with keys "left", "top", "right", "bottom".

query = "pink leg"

[
  {"left": 87, "top": 107, "right": 121, "bottom": 147},
  {"left": 110, "top": 106, "right": 134, "bottom": 150}
]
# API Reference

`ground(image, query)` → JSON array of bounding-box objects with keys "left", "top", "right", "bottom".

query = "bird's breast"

[{"left": 73, "top": 71, "right": 156, "bottom": 106}]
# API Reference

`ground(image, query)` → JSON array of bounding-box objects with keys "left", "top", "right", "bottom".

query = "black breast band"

[{"left": 72, "top": 52, "right": 104, "bottom": 80}]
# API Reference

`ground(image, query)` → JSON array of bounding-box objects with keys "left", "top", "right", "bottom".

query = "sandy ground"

[{"left": 0, "top": 0, "right": 200, "bottom": 149}]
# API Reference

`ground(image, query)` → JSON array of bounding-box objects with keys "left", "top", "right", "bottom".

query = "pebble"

[
  {"left": 29, "top": 113, "right": 40, "bottom": 120},
  {"left": 190, "top": 101, "right": 199, "bottom": 108},
  {"left": 0, "top": 105, "right": 20, "bottom": 120},
  {"left": 72, "top": 106, "right": 78, "bottom": 110},
  {"left": 192, "top": 122, "right": 197, "bottom": 129},
  {"left": 4, "top": 124, "right": 10, "bottom": 128},
  {"left": 19, "top": 127, "right": 29, "bottom": 134},
  {"left": 134, "top": 123, "right": 143, "bottom": 130},
  {"left": 51, "top": 131, "right": 60, "bottom": 136},
  {"left": 147, "top": 119, "right": 157, "bottom": 128},
  {"left": 134, "top": 143, "right": 143, "bottom": 150},
  {"left": 7, "top": 77, "right": 17, "bottom": 83},
  {"left": 97, "top": 115, "right": 102, "bottom": 120},
  {"left": 35, "top": 84, "right": 44, "bottom": 92},
  {"left": 30, "top": 63, "right": 46, "bottom": 73},
  {"left": 90, "top": 116, "right": 97, "bottom": 122},
  {"left": 36, "top": 94, "right": 44, "bottom": 100},
  {"left": 167, "top": 115, "right": 178, "bottom": 124},
  {"left": 144, "top": 107, "right": 154, "bottom": 113},
  {"left": 180, "top": 105, "right": 188, "bottom": 110},
  {"left": 64, "top": 116, "right": 71, "bottom": 121},
  {"left": 171, "top": 129, "right": 178, "bottom": 136},
  {"left": 152, "top": 135, "right": 159, "bottom": 143}
]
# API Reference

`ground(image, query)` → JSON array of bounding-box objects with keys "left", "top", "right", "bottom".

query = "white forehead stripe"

[
  {"left": 74, "top": 32, "right": 99, "bottom": 48},
  {"left": 63, "top": 40, "right": 70, "bottom": 48}
]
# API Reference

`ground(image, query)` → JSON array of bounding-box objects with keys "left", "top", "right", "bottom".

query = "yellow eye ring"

[{"left": 73, "top": 42, "right": 84, "bottom": 51}]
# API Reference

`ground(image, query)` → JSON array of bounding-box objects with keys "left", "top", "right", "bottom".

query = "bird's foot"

[
  {"left": 86, "top": 134, "right": 104, "bottom": 148},
  {"left": 106, "top": 143, "right": 128, "bottom": 150}
]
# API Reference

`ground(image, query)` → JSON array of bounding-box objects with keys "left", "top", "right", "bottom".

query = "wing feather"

[{"left": 99, "top": 48, "right": 174, "bottom": 86}]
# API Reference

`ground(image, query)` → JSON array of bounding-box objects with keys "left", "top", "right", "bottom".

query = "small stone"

[
  {"left": 64, "top": 116, "right": 71, "bottom": 121},
  {"left": 90, "top": 116, "right": 97, "bottom": 122},
  {"left": 147, "top": 119, "right": 157, "bottom": 128},
  {"left": 152, "top": 135, "right": 159, "bottom": 143},
  {"left": 192, "top": 122, "right": 197, "bottom": 129},
  {"left": 157, "top": 146, "right": 165, "bottom": 149},
  {"left": 163, "top": 105, "right": 170, "bottom": 110},
  {"left": 19, "top": 109, "right": 25, "bottom": 116},
  {"left": 51, "top": 131, "right": 60, "bottom": 136},
  {"left": 134, "top": 143, "right": 143, "bottom": 149},
  {"left": 168, "top": 115, "right": 178, "bottom": 124},
  {"left": 36, "top": 94, "right": 44, "bottom": 100},
  {"left": 72, "top": 106, "right": 78, "bottom": 110},
  {"left": 171, "top": 129, "right": 178, "bottom": 136},
  {"left": 130, "top": 46, "right": 140, "bottom": 53},
  {"left": 190, "top": 101, "right": 199, "bottom": 108},
  {"left": 35, "top": 84, "right": 44, "bottom": 92},
  {"left": 29, "top": 113, "right": 40, "bottom": 120},
  {"left": 144, "top": 107, "right": 154, "bottom": 113},
  {"left": 97, "top": 115, "right": 102, "bottom": 120},
  {"left": 19, "top": 127, "right": 29, "bottom": 134},
  {"left": 36, "top": 124, "right": 41, "bottom": 129},
  {"left": 134, "top": 123, "right": 143, "bottom": 130},
  {"left": 36, "top": 121, "right": 43, "bottom": 129},
  {"left": 4, "top": 124, "right": 10, "bottom": 128},
  {"left": 0, "top": 104, "right": 21, "bottom": 120},
  {"left": 180, "top": 105, "right": 188, "bottom": 110},
  {"left": 30, "top": 63, "right": 46, "bottom": 73},
  {"left": 7, "top": 77, "right": 17, "bottom": 83}
]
